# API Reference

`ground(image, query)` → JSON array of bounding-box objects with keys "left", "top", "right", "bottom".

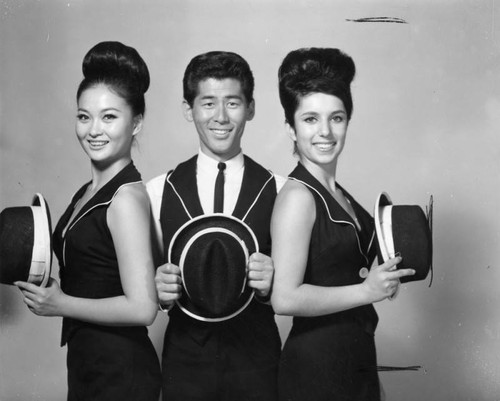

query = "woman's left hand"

[{"left": 15, "top": 278, "right": 65, "bottom": 317}]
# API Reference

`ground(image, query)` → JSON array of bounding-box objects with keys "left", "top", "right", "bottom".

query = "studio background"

[{"left": 1, "top": 1, "right": 499, "bottom": 400}]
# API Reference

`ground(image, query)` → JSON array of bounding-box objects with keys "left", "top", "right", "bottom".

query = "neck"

[
  {"left": 300, "top": 158, "right": 338, "bottom": 193},
  {"left": 200, "top": 146, "right": 241, "bottom": 163},
  {"left": 89, "top": 157, "right": 131, "bottom": 192}
]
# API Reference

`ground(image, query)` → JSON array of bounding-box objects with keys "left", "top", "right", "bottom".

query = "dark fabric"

[
  {"left": 53, "top": 162, "right": 161, "bottom": 400},
  {"left": 67, "top": 325, "right": 161, "bottom": 401},
  {"left": 214, "top": 162, "right": 226, "bottom": 212},
  {"left": 159, "top": 154, "right": 281, "bottom": 401},
  {"left": 278, "top": 162, "right": 380, "bottom": 401},
  {"left": 0, "top": 207, "right": 33, "bottom": 284},
  {"left": 391, "top": 206, "right": 432, "bottom": 282},
  {"left": 180, "top": 232, "right": 249, "bottom": 318},
  {"left": 169, "top": 214, "right": 257, "bottom": 320}
]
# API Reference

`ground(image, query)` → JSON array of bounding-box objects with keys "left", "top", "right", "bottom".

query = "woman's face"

[
  {"left": 76, "top": 84, "right": 141, "bottom": 167},
  {"left": 289, "top": 92, "right": 348, "bottom": 169}
]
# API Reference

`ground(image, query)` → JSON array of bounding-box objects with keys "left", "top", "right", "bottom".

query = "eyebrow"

[
  {"left": 199, "top": 95, "right": 244, "bottom": 101},
  {"left": 299, "top": 110, "right": 347, "bottom": 117},
  {"left": 77, "top": 107, "right": 122, "bottom": 113}
]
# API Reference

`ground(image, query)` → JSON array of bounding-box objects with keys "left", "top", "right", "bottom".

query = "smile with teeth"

[
  {"left": 88, "top": 140, "right": 109, "bottom": 148},
  {"left": 314, "top": 142, "right": 335, "bottom": 151},
  {"left": 210, "top": 128, "right": 232, "bottom": 136}
]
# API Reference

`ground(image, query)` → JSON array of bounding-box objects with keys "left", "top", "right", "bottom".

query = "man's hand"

[
  {"left": 247, "top": 252, "right": 274, "bottom": 301},
  {"left": 155, "top": 263, "right": 182, "bottom": 310}
]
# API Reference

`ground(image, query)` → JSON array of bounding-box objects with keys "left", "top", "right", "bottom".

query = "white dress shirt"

[{"left": 196, "top": 150, "right": 245, "bottom": 215}]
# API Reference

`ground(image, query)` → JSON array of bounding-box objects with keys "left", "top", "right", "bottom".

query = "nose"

[
  {"left": 214, "top": 105, "right": 229, "bottom": 124},
  {"left": 319, "top": 119, "right": 331, "bottom": 137},
  {"left": 89, "top": 120, "right": 103, "bottom": 137}
]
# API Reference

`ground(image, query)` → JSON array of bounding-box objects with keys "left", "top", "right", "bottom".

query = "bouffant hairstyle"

[
  {"left": 76, "top": 41, "right": 150, "bottom": 117},
  {"left": 278, "top": 47, "right": 355, "bottom": 128},
  {"left": 183, "top": 51, "right": 255, "bottom": 106}
]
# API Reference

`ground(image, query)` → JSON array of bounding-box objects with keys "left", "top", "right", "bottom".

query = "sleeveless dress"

[
  {"left": 53, "top": 162, "right": 161, "bottom": 401},
  {"left": 278, "top": 163, "right": 380, "bottom": 401}
]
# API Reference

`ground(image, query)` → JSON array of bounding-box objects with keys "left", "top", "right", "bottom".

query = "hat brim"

[
  {"left": 374, "top": 191, "right": 393, "bottom": 263},
  {"left": 168, "top": 213, "right": 258, "bottom": 322},
  {"left": 29, "top": 193, "right": 53, "bottom": 287}
]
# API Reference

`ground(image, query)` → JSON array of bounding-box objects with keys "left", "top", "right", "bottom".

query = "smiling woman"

[
  {"left": 14, "top": 42, "right": 161, "bottom": 401},
  {"left": 76, "top": 84, "right": 141, "bottom": 169},
  {"left": 270, "top": 48, "right": 416, "bottom": 401}
]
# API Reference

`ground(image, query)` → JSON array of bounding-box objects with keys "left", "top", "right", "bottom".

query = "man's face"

[{"left": 183, "top": 78, "right": 255, "bottom": 161}]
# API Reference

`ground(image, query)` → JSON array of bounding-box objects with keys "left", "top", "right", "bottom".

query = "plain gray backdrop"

[{"left": 1, "top": 0, "right": 499, "bottom": 400}]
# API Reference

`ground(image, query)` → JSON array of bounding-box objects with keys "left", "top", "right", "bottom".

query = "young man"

[{"left": 147, "top": 51, "right": 283, "bottom": 401}]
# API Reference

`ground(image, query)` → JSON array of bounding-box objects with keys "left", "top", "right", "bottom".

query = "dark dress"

[
  {"left": 278, "top": 163, "right": 380, "bottom": 401},
  {"left": 53, "top": 162, "right": 161, "bottom": 401}
]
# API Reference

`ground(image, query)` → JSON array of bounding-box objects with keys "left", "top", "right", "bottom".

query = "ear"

[
  {"left": 246, "top": 100, "right": 256, "bottom": 121},
  {"left": 285, "top": 120, "right": 297, "bottom": 142},
  {"left": 182, "top": 100, "right": 194, "bottom": 122},
  {"left": 132, "top": 115, "right": 144, "bottom": 136}
]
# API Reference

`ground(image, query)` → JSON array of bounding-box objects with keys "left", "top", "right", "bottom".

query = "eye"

[
  {"left": 103, "top": 113, "right": 117, "bottom": 122},
  {"left": 202, "top": 102, "right": 215, "bottom": 108},
  {"left": 303, "top": 116, "right": 317, "bottom": 123},
  {"left": 76, "top": 113, "right": 89, "bottom": 122},
  {"left": 332, "top": 113, "right": 346, "bottom": 123},
  {"left": 227, "top": 101, "right": 241, "bottom": 108}
]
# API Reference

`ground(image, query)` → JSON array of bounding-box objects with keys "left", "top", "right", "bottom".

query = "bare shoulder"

[
  {"left": 276, "top": 178, "right": 315, "bottom": 208},
  {"left": 110, "top": 182, "right": 150, "bottom": 216},
  {"left": 273, "top": 178, "right": 316, "bottom": 228}
]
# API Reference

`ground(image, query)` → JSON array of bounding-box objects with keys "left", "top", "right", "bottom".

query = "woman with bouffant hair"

[
  {"left": 16, "top": 41, "right": 161, "bottom": 401},
  {"left": 271, "top": 48, "right": 415, "bottom": 400}
]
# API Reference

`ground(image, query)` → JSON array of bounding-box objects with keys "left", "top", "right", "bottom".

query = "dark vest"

[
  {"left": 53, "top": 162, "right": 143, "bottom": 345},
  {"left": 160, "top": 155, "right": 276, "bottom": 259},
  {"left": 159, "top": 154, "right": 279, "bottom": 338}
]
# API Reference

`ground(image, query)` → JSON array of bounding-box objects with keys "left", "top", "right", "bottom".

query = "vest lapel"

[
  {"left": 232, "top": 155, "right": 273, "bottom": 221},
  {"left": 167, "top": 155, "right": 204, "bottom": 218}
]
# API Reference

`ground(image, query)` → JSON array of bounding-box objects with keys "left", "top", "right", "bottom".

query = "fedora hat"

[
  {"left": 168, "top": 214, "right": 258, "bottom": 322},
  {"left": 374, "top": 192, "right": 433, "bottom": 284},
  {"left": 0, "top": 193, "right": 53, "bottom": 287}
]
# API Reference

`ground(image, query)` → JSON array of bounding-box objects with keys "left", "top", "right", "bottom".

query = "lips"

[
  {"left": 314, "top": 142, "right": 335, "bottom": 151},
  {"left": 88, "top": 140, "right": 109, "bottom": 148},
  {"left": 210, "top": 128, "right": 233, "bottom": 137}
]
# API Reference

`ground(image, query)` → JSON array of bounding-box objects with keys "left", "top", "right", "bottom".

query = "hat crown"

[
  {"left": 374, "top": 192, "right": 433, "bottom": 284},
  {"left": 0, "top": 194, "right": 52, "bottom": 286},
  {"left": 169, "top": 214, "right": 257, "bottom": 321}
]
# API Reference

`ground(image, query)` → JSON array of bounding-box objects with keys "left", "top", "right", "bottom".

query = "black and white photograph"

[{"left": 1, "top": 1, "right": 499, "bottom": 400}]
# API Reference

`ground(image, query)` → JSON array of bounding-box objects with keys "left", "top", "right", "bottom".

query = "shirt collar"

[{"left": 197, "top": 148, "right": 244, "bottom": 173}]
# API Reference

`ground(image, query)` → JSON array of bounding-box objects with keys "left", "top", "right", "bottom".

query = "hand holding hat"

[
  {"left": 155, "top": 262, "right": 182, "bottom": 311},
  {"left": 247, "top": 252, "right": 274, "bottom": 301},
  {"left": 15, "top": 277, "right": 65, "bottom": 317},
  {"left": 361, "top": 256, "right": 415, "bottom": 302}
]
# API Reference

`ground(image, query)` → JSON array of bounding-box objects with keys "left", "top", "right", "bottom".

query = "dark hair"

[
  {"left": 183, "top": 51, "right": 255, "bottom": 106},
  {"left": 278, "top": 47, "right": 355, "bottom": 128},
  {"left": 76, "top": 41, "right": 150, "bottom": 116}
]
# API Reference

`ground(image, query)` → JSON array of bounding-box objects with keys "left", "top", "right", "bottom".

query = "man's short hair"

[{"left": 183, "top": 51, "right": 255, "bottom": 106}]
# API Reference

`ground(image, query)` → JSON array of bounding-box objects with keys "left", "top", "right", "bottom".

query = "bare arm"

[
  {"left": 17, "top": 183, "right": 158, "bottom": 326},
  {"left": 270, "top": 180, "right": 414, "bottom": 317}
]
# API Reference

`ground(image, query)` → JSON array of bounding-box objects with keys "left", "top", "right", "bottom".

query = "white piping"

[
  {"left": 166, "top": 173, "right": 193, "bottom": 220},
  {"left": 289, "top": 177, "right": 370, "bottom": 264},
  {"left": 241, "top": 173, "right": 274, "bottom": 222},
  {"left": 62, "top": 181, "right": 141, "bottom": 266}
]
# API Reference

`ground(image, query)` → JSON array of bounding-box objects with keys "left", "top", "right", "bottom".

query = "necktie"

[{"left": 214, "top": 162, "right": 226, "bottom": 213}]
